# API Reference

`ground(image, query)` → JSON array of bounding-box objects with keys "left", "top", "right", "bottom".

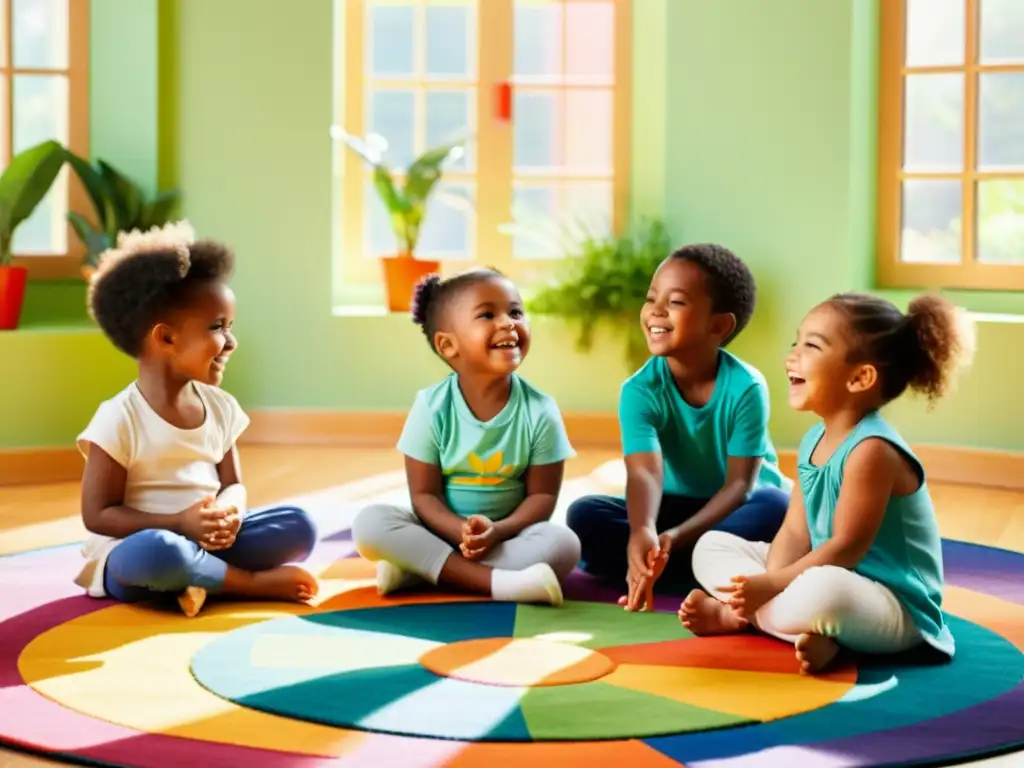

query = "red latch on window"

[{"left": 495, "top": 81, "right": 512, "bottom": 122}]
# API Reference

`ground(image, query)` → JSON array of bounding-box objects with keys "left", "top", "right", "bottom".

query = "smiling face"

[
  {"left": 436, "top": 274, "right": 530, "bottom": 375},
  {"left": 640, "top": 258, "right": 734, "bottom": 358},
  {"left": 151, "top": 281, "right": 238, "bottom": 386},
  {"left": 785, "top": 303, "right": 878, "bottom": 415}
]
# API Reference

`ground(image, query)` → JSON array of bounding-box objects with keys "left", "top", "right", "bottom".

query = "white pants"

[
  {"left": 691, "top": 530, "right": 923, "bottom": 653},
  {"left": 352, "top": 503, "right": 581, "bottom": 584}
]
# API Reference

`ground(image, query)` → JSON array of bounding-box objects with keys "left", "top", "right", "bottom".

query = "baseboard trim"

[
  {"left": 0, "top": 447, "right": 84, "bottom": 486},
  {"left": 2, "top": 410, "right": 1021, "bottom": 490}
]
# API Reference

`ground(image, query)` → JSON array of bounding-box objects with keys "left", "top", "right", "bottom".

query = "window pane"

[
  {"left": 903, "top": 74, "right": 963, "bottom": 172},
  {"left": 12, "top": 73, "right": 68, "bottom": 253},
  {"left": 513, "top": 91, "right": 560, "bottom": 172},
  {"left": 563, "top": 181, "right": 613, "bottom": 239},
  {"left": 426, "top": 4, "right": 474, "bottom": 79},
  {"left": 12, "top": 0, "right": 68, "bottom": 69},
  {"left": 566, "top": 89, "right": 612, "bottom": 174},
  {"left": 900, "top": 179, "right": 962, "bottom": 263},
  {"left": 514, "top": 2, "right": 561, "bottom": 82},
  {"left": 425, "top": 89, "right": 473, "bottom": 171},
  {"left": 512, "top": 184, "right": 558, "bottom": 258},
  {"left": 418, "top": 182, "right": 474, "bottom": 258},
  {"left": 365, "top": 178, "right": 398, "bottom": 257},
  {"left": 368, "top": 89, "right": 416, "bottom": 168},
  {"left": 904, "top": 0, "right": 963, "bottom": 67},
  {"left": 977, "top": 180, "right": 1024, "bottom": 264},
  {"left": 565, "top": 2, "right": 614, "bottom": 85},
  {"left": 369, "top": 4, "right": 415, "bottom": 78},
  {"left": 980, "top": 0, "right": 1024, "bottom": 64},
  {"left": 978, "top": 73, "right": 1024, "bottom": 171}
]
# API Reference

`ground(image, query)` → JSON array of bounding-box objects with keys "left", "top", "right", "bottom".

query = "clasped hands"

[
  {"left": 460, "top": 514, "right": 498, "bottom": 560},
  {"left": 178, "top": 495, "right": 241, "bottom": 552},
  {"left": 621, "top": 527, "right": 672, "bottom": 611}
]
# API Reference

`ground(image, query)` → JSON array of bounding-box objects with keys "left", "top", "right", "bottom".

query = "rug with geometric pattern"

[{"left": 2, "top": 473, "right": 1023, "bottom": 767}]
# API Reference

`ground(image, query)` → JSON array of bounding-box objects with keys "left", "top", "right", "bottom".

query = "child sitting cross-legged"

[
  {"left": 352, "top": 268, "right": 580, "bottom": 606},
  {"left": 76, "top": 222, "right": 319, "bottom": 617},
  {"left": 682, "top": 292, "right": 974, "bottom": 673}
]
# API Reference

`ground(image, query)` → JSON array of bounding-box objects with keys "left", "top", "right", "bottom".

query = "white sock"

[
  {"left": 490, "top": 563, "right": 563, "bottom": 606},
  {"left": 376, "top": 560, "right": 425, "bottom": 595}
]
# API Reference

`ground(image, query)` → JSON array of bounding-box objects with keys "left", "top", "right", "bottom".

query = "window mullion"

[
  {"left": 475, "top": 0, "right": 513, "bottom": 276},
  {"left": 963, "top": 0, "right": 979, "bottom": 267}
]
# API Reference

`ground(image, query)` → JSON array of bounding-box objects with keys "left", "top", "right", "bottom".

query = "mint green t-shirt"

[
  {"left": 618, "top": 351, "right": 790, "bottom": 498},
  {"left": 798, "top": 411, "right": 955, "bottom": 658},
  {"left": 397, "top": 373, "right": 576, "bottom": 521}
]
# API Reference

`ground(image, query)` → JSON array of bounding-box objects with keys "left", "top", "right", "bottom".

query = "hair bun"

[{"left": 410, "top": 273, "right": 442, "bottom": 326}]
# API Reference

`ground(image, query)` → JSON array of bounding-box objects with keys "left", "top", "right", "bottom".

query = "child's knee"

[
  {"left": 351, "top": 503, "right": 402, "bottom": 559},
  {"left": 782, "top": 566, "right": 857, "bottom": 629},
  {"left": 282, "top": 508, "right": 318, "bottom": 560},
  {"left": 533, "top": 522, "right": 581, "bottom": 581},
  {"left": 115, "top": 530, "right": 194, "bottom": 591},
  {"left": 693, "top": 529, "right": 740, "bottom": 559}
]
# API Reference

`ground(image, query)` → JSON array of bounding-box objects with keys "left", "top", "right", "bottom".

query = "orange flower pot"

[
  {"left": 0, "top": 265, "right": 28, "bottom": 330},
  {"left": 381, "top": 253, "right": 440, "bottom": 312}
]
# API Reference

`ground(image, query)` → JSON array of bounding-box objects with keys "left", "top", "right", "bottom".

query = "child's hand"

[
  {"left": 176, "top": 496, "right": 227, "bottom": 544},
  {"left": 460, "top": 515, "right": 496, "bottom": 560},
  {"left": 717, "top": 573, "right": 778, "bottom": 620},
  {"left": 621, "top": 533, "right": 672, "bottom": 612},
  {"left": 200, "top": 505, "right": 241, "bottom": 551}
]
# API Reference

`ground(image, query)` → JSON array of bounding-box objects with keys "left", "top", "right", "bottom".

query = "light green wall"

[
  {"left": 2, "top": 0, "right": 1022, "bottom": 454},
  {"left": 0, "top": 0, "right": 157, "bottom": 449}
]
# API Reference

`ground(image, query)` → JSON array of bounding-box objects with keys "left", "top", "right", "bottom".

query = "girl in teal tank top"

[{"left": 682, "top": 291, "right": 975, "bottom": 674}]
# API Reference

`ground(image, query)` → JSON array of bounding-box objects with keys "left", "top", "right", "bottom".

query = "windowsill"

[{"left": 332, "top": 304, "right": 393, "bottom": 317}]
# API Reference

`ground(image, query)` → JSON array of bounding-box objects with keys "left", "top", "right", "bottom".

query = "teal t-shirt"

[
  {"left": 618, "top": 351, "right": 790, "bottom": 498},
  {"left": 798, "top": 411, "right": 955, "bottom": 658},
  {"left": 397, "top": 373, "right": 576, "bottom": 521}
]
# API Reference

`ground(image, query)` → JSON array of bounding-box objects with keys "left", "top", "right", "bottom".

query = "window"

[
  {"left": 335, "top": 0, "right": 630, "bottom": 308},
  {"left": 878, "top": 0, "right": 1024, "bottom": 290},
  {"left": 6, "top": 0, "right": 89, "bottom": 280}
]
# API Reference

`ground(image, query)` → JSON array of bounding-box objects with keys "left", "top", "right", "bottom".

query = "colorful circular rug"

[{"left": 1, "top": 536, "right": 1023, "bottom": 767}]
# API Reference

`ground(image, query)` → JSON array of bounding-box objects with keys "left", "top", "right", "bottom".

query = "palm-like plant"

[
  {"left": 64, "top": 153, "right": 181, "bottom": 274},
  {"left": 332, "top": 127, "right": 468, "bottom": 256}
]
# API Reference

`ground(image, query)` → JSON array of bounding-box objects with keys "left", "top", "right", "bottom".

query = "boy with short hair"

[{"left": 566, "top": 243, "right": 791, "bottom": 610}]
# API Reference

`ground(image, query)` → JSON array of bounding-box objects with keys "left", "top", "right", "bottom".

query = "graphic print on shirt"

[{"left": 448, "top": 450, "right": 517, "bottom": 486}]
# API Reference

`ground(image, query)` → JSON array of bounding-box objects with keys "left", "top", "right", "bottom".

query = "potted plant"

[
  {"left": 0, "top": 140, "right": 68, "bottom": 330},
  {"left": 520, "top": 216, "right": 673, "bottom": 372},
  {"left": 334, "top": 128, "right": 466, "bottom": 312},
  {"left": 64, "top": 153, "right": 181, "bottom": 281}
]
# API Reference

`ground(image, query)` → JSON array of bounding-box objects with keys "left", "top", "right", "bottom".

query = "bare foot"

[
  {"left": 177, "top": 586, "right": 207, "bottom": 618},
  {"left": 795, "top": 633, "right": 840, "bottom": 674},
  {"left": 225, "top": 565, "right": 319, "bottom": 603},
  {"left": 677, "top": 589, "right": 748, "bottom": 635}
]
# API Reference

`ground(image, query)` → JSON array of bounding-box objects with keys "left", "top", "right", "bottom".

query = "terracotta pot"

[
  {"left": 381, "top": 253, "right": 440, "bottom": 312},
  {"left": 0, "top": 265, "right": 28, "bottom": 330}
]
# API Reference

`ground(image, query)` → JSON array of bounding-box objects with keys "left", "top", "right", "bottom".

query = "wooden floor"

[{"left": 1, "top": 446, "right": 1022, "bottom": 767}]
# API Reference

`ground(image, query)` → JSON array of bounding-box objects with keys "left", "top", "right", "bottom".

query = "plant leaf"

[
  {"left": 0, "top": 139, "right": 67, "bottom": 232},
  {"left": 65, "top": 152, "right": 112, "bottom": 224},
  {"left": 404, "top": 138, "right": 465, "bottom": 208},
  {"left": 139, "top": 188, "right": 181, "bottom": 229},
  {"left": 97, "top": 160, "right": 144, "bottom": 225},
  {"left": 67, "top": 211, "right": 111, "bottom": 264}
]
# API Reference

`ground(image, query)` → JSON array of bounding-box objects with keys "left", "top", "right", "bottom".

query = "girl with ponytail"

[{"left": 681, "top": 291, "right": 975, "bottom": 674}]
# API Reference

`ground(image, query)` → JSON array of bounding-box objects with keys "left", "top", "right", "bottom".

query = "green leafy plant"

[
  {"left": 333, "top": 128, "right": 468, "bottom": 255},
  {"left": 64, "top": 152, "right": 181, "bottom": 269},
  {"left": 0, "top": 140, "right": 68, "bottom": 266},
  {"left": 519, "top": 216, "right": 673, "bottom": 372}
]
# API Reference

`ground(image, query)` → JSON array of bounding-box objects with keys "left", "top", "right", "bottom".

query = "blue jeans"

[
  {"left": 566, "top": 487, "right": 789, "bottom": 590},
  {"left": 103, "top": 505, "right": 318, "bottom": 603}
]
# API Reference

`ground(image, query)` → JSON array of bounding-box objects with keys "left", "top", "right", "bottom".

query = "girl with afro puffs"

[{"left": 75, "top": 222, "right": 318, "bottom": 617}]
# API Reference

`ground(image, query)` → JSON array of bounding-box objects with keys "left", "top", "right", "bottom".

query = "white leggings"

[
  {"left": 691, "top": 531, "right": 923, "bottom": 654},
  {"left": 352, "top": 503, "right": 581, "bottom": 584}
]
